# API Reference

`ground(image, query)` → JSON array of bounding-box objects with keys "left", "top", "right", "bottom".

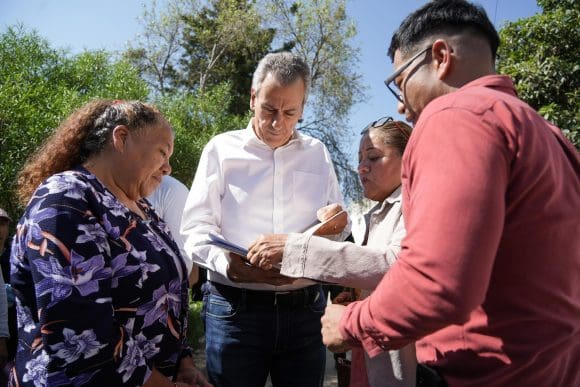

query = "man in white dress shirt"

[{"left": 181, "top": 52, "right": 349, "bottom": 387}]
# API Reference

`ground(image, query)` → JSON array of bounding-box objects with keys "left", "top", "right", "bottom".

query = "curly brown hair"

[{"left": 17, "top": 99, "right": 164, "bottom": 205}]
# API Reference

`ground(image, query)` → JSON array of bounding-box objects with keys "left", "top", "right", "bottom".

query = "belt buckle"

[{"left": 273, "top": 291, "right": 291, "bottom": 305}]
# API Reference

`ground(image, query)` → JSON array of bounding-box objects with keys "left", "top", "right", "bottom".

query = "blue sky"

[{"left": 1, "top": 0, "right": 540, "bottom": 165}]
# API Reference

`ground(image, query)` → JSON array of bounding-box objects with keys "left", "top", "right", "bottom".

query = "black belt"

[{"left": 207, "top": 281, "right": 322, "bottom": 307}]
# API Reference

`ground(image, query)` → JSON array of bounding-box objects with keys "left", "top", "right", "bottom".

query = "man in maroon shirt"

[{"left": 321, "top": 0, "right": 580, "bottom": 385}]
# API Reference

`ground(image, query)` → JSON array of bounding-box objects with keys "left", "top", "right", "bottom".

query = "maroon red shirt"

[{"left": 340, "top": 75, "right": 580, "bottom": 385}]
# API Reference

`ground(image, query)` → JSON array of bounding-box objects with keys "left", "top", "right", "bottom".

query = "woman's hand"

[
  {"left": 332, "top": 290, "right": 354, "bottom": 305},
  {"left": 176, "top": 356, "right": 213, "bottom": 387},
  {"left": 316, "top": 203, "right": 343, "bottom": 222},
  {"left": 313, "top": 204, "right": 348, "bottom": 236},
  {"left": 143, "top": 368, "right": 180, "bottom": 387}
]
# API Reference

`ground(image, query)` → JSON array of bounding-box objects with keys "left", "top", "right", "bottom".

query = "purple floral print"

[{"left": 10, "top": 167, "right": 190, "bottom": 386}]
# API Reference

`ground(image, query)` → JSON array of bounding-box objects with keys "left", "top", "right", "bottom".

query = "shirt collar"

[
  {"left": 365, "top": 185, "right": 403, "bottom": 218},
  {"left": 459, "top": 74, "right": 517, "bottom": 97},
  {"left": 242, "top": 120, "right": 304, "bottom": 150}
]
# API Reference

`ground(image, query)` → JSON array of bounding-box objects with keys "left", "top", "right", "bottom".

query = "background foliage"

[
  {"left": 125, "top": 0, "right": 364, "bottom": 202},
  {"left": 2, "top": 0, "right": 579, "bottom": 222},
  {"left": 497, "top": 0, "right": 579, "bottom": 148},
  {"left": 186, "top": 300, "right": 204, "bottom": 350},
  {"left": 0, "top": 26, "right": 149, "bottom": 218},
  {"left": 156, "top": 84, "right": 249, "bottom": 185}
]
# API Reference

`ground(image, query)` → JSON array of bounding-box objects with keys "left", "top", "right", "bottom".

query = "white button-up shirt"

[{"left": 181, "top": 121, "right": 348, "bottom": 290}]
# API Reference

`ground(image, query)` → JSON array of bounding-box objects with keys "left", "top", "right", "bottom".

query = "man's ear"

[
  {"left": 432, "top": 39, "right": 453, "bottom": 80},
  {"left": 111, "top": 125, "right": 130, "bottom": 153},
  {"left": 250, "top": 88, "right": 256, "bottom": 111}
]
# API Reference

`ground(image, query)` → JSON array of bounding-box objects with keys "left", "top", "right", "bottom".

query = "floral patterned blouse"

[{"left": 10, "top": 167, "right": 191, "bottom": 386}]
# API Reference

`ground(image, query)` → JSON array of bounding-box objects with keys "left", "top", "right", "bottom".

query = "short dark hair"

[{"left": 388, "top": 0, "right": 499, "bottom": 61}]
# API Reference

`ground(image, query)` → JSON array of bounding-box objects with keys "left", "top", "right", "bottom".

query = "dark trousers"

[
  {"left": 201, "top": 281, "right": 327, "bottom": 387},
  {"left": 416, "top": 364, "right": 448, "bottom": 386}
]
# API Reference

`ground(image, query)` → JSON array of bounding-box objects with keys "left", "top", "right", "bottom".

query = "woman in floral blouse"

[{"left": 10, "top": 100, "right": 211, "bottom": 387}]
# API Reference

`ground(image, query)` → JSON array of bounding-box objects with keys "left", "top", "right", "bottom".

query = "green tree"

[
  {"left": 0, "top": 26, "right": 149, "bottom": 219},
  {"left": 177, "top": 0, "right": 275, "bottom": 115},
  {"left": 125, "top": 0, "right": 274, "bottom": 116},
  {"left": 0, "top": 26, "right": 224, "bottom": 336},
  {"left": 123, "top": 0, "right": 191, "bottom": 96},
  {"left": 497, "top": 0, "right": 579, "bottom": 148}
]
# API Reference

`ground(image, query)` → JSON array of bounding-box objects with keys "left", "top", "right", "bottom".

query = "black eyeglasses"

[
  {"left": 361, "top": 116, "right": 410, "bottom": 139},
  {"left": 384, "top": 46, "right": 431, "bottom": 104}
]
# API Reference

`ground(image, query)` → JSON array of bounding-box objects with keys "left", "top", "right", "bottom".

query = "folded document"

[{"left": 207, "top": 233, "right": 248, "bottom": 257}]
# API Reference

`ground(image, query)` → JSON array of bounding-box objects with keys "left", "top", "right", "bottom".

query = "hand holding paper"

[
  {"left": 226, "top": 251, "right": 295, "bottom": 286},
  {"left": 247, "top": 234, "right": 288, "bottom": 270},
  {"left": 207, "top": 233, "right": 248, "bottom": 257},
  {"left": 247, "top": 204, "right": 348, "bottom": 270},
  {"left": 310, "top": 204, "right": 348, "bottom": 236},
  {"left": 206, "top": 234, "right": 296, "bottom": 285}
]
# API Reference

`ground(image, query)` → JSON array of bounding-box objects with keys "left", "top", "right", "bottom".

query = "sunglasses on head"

[{"left": 361, "top": 116, "right": 410, "bottom": 139}]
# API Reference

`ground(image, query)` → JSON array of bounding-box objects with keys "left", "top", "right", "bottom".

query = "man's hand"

[
  {"left": 227, "top": 253, "right": 295, "bottom": 286},
  {"left": 321, "top": 304, "right": 351, "bottom": 353},
  {"left": 247, "top": 234, "right": 288, "bottom": 270},
  {"left": 176, "top": 356, "right": 213, "bottom": 387}
]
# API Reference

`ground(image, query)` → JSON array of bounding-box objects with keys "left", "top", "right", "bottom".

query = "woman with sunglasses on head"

[{"left": 245, "top": 117, "right": 416, "bottom": 387}]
